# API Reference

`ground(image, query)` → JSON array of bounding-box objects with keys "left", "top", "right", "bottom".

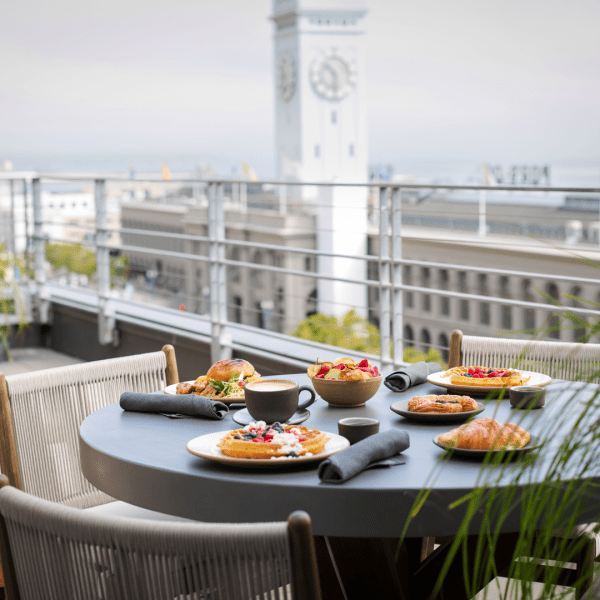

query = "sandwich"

[{"left": 176, "top": 358, "right": 261, "bottom": 399}]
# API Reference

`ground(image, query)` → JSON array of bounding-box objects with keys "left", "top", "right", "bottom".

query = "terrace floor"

[{"left": 0, "top": 347, "right": 85, "bottom": 376}]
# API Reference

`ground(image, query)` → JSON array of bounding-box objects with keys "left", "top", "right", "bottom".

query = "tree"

[{"left": 291, "top": 309, "right": 445, "bottom": 365}]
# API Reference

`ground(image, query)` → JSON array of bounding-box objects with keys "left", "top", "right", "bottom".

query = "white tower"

[{"left": 272, "top": 0, "right": 369, "bottom": 318}]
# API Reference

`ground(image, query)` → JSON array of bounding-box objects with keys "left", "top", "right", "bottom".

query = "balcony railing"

[{"left": 1, "top": 172, "right": 600, "bottom": 370}]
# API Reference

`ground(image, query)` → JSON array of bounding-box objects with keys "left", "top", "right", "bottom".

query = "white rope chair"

[
  {"left": 0, "top": 346, "right": 178, "bottom": 510},
  {"left": 449, "top": 330, "right": 600, "bottom": 383},
  {"left": 448, "top": 330, "right": 600, "bottom": 598},
  {"left": 0, "top": 475, "right": 321, "bottom": 600}
]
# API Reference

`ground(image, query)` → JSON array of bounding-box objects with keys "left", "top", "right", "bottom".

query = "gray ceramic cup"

[
  {"left": 509, "top": 385, "right": 546, "bottom": 409},
  {"left": 338, "top": 418, "right": 380, "bottom": 444},
  {"left": 244, "top": 380, "right": 316, "bottom": 423}
]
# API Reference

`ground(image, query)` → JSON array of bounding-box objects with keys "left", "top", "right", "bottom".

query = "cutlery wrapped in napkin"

[
  {"left": 119, "top": 392, "right": 229, "bottom": 420},
  {"left": 318, "top": 430, "right": 409, "bottom": 484},
  {"left": 384, "top": 361, "right": 442, "bottom": 392}
]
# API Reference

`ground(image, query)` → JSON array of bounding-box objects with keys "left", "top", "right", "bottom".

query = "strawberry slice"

[
  {"left": 468, "top": 367, "right": 476, "bottom": 375},
  {"left": 357, "top": 359, "right": 370, "bottom": 368}
]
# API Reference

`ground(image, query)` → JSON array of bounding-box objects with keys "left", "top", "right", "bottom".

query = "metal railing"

[{"left": 1, "top": 172, "right": 600, "bottom": 370}]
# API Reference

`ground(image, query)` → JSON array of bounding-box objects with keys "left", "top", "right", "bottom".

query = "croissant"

[{"left": 438, "top": 418, "right": 530, "bottom": 450}]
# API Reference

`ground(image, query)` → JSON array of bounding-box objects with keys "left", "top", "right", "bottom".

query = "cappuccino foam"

[{"left": 249, "top": 381, "right": 295, "bottom": 392}]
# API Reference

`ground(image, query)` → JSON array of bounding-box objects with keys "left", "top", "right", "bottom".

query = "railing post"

[
  {"left": 379, "top": 186, "right": 392, "bottom": 371},
  {"left": 208, "top": 182, "right": 231, "bottom": 363},
  {"left": 8, "top": 179, "right": 15, "bottom": 256},
  {"left": 391, "top": 187, "right": 404, "bottom": 368},
  {"left": 23, "top": 179, "right": 31, "bottom": 272},
  {"left": 31, "top": 178, "right": 49, "bottom": 323},
  {"left": 478, "top": 189, "right": 487, "bottom": 237},
  {"left": 95, "top": 179, "right": 116, "bottom": 345}
]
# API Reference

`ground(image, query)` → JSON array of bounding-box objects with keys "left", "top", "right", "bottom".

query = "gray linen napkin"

[
  {"left": 383, "top": 361, "right": 442, "bottom": 392},
  {"left": 119, "top": 392, "right": 229, "bottom": 420},
  {"left": 318, "top": 430, "right": 409, "bottom": 484}
]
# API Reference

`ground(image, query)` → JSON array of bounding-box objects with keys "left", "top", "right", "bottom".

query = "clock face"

[
  {"left": 310, "top": 51, "right": 357, "bottom": 101},
  {"left": 278, "top": 52, "right": 296, "bottom": 103}
]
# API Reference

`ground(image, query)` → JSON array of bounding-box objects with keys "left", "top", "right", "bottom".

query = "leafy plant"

[
  {"left": 0, "top": 244, "right": 28, "bottom": 361},
  {"left": 402, "top": 298, "right": 600, "bottom": 599},
  {"left": 45, "top": 242, "right": 130, "bottom": 287}
]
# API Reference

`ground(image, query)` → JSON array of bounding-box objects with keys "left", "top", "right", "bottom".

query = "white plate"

[
  {"left": 164, "top": 381, "right": 245, "bottom": 405},
  {"left": 186, "top": 431, "right": 349, "bottom": 468},
  {"left": 426, "top": 370, "right": 552, "bottom": 395}
]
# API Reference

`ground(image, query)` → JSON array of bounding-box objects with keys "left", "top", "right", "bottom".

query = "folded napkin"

[
  {"left": 119, "top": 392, "right": 229, "bottom": 420},
  {"left": 318, "top": 430, "right": 409, "bottom": 484},
  {"left": 384, "top": 361, "right": 442, "bottom": 392}
]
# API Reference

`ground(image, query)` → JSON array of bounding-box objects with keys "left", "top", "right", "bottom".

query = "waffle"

[
  {"left": 444, "top": 367, "right": 530, "bottom": 387},
  {"left": 217, "top": 423, "right": 328, "bottom": 460},
  {"left": 408, "top": 394, "right": 478, "bottom": 413}
]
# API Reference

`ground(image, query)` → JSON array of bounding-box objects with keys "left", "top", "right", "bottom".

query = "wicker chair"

[
  {"left": 448, "top": 329, "right": 600, "bottom": 382},
  {"left": 0, "top": 345, "right": 184, "bottom": 517},
  {"left": 448, "top": 329, "right": 600, "bottom": 598},
  {"left": 0, "top": 474, "right": 321, "bottom": 600}
]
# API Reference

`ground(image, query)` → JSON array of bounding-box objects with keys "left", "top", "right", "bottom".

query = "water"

[{"left": 3, "top": 153, "right": 599, "bottom": 189}]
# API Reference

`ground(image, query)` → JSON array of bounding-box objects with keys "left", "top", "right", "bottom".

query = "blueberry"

[
  {"left": 289, "top": 451, "right": 298, "bottom": 457},
  {"left": 234, "top": 435, "right": 242, "bottom": 439}
]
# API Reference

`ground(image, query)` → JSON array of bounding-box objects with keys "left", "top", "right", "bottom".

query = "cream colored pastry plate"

[
  {"left": 426, "top": 371, "right": 551, "bottom": 395},
  {"left": 186, "top": 431, "right": 349, "bottom": 468}
]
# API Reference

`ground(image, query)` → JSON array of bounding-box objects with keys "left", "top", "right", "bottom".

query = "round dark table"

[{"left": 79, "top": 374, "right": 599, "bottom": 539}]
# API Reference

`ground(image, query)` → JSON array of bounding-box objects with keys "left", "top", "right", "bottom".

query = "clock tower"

[
  {"left": 272, "top": 0, "right": 368, "bottom": 186},
  {"left": 272, "top": 0, "right": 369, "bottom": 319}
]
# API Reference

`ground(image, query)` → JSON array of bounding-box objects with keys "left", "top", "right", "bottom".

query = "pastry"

[
  {"left": 217, "top": 422, "right": 328, "bottom": 459},
  {"left": 438, "top": 418, "right": 530, "bottom": 450},
  {"left": 444, "top": 366, "right": 530, "bottom": 387},
  {"left": 408, "top": 394, "right": 478, "bottom": 413}
]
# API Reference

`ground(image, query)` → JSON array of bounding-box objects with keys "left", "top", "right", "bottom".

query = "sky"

[{"left": 0, "top": 0, "right": 599, "bottom": 178}]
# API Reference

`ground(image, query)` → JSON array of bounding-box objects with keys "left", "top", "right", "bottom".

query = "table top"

[{"left": 79, "top": 373, "right": 600, "bottom": 538}]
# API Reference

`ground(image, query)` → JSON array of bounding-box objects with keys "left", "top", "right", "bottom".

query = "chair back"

[
  {"left": 449, "top": 330, "right": 600, "bottom": 383},
  {"left": 0, "top": 476, "right": 321, "bottom": 600},
  {"left": 0, "top": 346, "right": 178, "bottom": 508}
]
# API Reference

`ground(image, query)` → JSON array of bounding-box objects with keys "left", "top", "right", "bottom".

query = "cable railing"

[{"left": 1, "top": 173, "right": 600, "bottom": 370}]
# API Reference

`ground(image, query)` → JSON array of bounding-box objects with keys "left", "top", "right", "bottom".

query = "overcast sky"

[{"left": 1, "top": 0, "right": 598, "bottom": 176}]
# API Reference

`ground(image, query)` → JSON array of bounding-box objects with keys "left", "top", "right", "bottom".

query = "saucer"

[{"left": 232, "top": 408, "right": 310, "bottom": 427}]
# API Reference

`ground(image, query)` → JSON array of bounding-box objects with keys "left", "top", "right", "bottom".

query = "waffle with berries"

[
  {"left": 408, "top": 394, "right": 478, "bottom": 413},
  {"left": 217, "top": 423, "right": 328, "bottom": 459},
  {"left": 444, "top": 366, "right": 530, "bottom": 387}
]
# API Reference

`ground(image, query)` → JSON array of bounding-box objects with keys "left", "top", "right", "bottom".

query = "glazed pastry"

[
  {"left": 408, "top": 394, "right": 478, "bottom": 413},
  {"left": 438, "top": 418, "right": 530, "bottom": 450},
  {"left": 444, "top": 366, "right": 530, "bottom": 387},
  {"left": 218, "top": 422, "right": 328, "bottom": 459}
]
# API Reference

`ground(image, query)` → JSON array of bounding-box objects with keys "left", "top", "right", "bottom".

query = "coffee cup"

[
  {"left": 338, "top": 418, "right": 380, "bottom": 445},
  {"left": 244, "top": 380, "right": 316, "bottom": 423}
]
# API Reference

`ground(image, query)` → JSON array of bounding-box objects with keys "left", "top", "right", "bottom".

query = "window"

[
  {"left": 250, "top": 251, "right": 263, "bottom": 287},
  {"left": 458, "top": 271, "right": 468, "bottom": 293},
  {"left": 232, "top": 296, "right": 242, "bottom": 324},
  {"left": 478, "top": 274, "right": 489, "bottom": 296},
  {"left": 460, "top": 299, "right": 469, "bottom": 321},
  {"left": 304, "top": 256, "right": 313, "bottom": 271},
  {"left": 499, "top": 276, "right": 511, "bottom": 298},
  {"left": 571, "top": 286, "right": 586, "bottom": 342},
  {"left": 480, "top": 302, "right": 490, "bottom": 325},
  {"left": 524, "top": 308, "right": 535, "bottom": 331},
  {"left": 420, "top": 328, "right": 431, "bottom": 351},
  {"left": 546, "top": 283, "right": 560, "bottom": 339},
  {"left": 501, "top": 306, "right": 512, "bottom": 330},
  {"left": 229, "top": 247, "right": 241, "bottom": 283},
  {"left": 440, "top": 297, "right": 450, "bottom": 316},
  {"left": 421, "top": 267, "right": 431, "bottom": 312},
  {"left": 404, "top": 324, "right": 414, "bottom": 346},
  {"left": 438, "top": 333, "right": 449, "bottom": 362}
]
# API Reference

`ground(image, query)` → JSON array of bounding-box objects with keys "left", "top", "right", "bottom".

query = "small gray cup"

[
  {"left": 338, "top": 418, "right": 380, "bottom": 444},
  {"left": 509, "top": 385, "right": 546, "bottom": 409}
]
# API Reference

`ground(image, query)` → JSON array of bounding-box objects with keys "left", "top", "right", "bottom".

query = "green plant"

[
  {"left": 402, "top": 291, "right": 600, "bottom": 599},
  {"left": 0, "top": 244, "right": 28, "bottom": 361},
  {"left": 290, "top": 310, "right": 380, "bottom": 354},
  {"left": 45, "top": 242, "right": 130, "bottom": 287}
]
